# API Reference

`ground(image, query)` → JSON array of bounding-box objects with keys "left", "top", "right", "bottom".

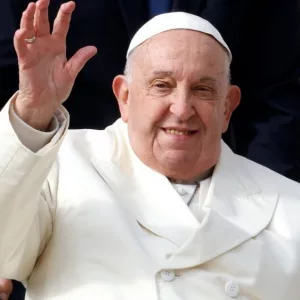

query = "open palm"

[{"left": 14, "top": 0, "right": 97, "bottom": 130}]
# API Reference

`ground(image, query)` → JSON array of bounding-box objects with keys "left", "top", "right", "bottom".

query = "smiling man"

[
  {"left": 113, "top": 21, "right": 239, "bottom": 182},
  {"left": 0, "top": 1, "right": 300, "bottom": 300}
]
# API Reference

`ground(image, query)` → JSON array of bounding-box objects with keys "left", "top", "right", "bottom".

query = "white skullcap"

[{"left": 126, "top": 12, "right": 232, "bottom": 62}]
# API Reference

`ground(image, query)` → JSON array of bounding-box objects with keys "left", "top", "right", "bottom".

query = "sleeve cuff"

[{"left": 9, "top": 102, "right": 65, "bottom": 153}]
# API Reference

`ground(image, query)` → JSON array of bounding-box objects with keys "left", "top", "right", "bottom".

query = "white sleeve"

[{"left": 0, "top": 93, "right": 69, "bottom": 281}]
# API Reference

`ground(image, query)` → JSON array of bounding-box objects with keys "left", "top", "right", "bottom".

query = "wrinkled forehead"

[{"left": 133, "top": 30, "right": 229, "bottom": 73}]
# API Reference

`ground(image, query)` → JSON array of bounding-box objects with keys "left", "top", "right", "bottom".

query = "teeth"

[{"left": 165, "top": 129, "right": 192, "bottom": 135}]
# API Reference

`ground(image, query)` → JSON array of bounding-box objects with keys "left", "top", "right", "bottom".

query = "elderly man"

[{"left": 0, "top": 0, "right": 300, "bottom": 299}]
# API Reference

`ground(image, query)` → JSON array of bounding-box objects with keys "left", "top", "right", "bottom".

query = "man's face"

[{"left": 113, "top": 30, "right": 240, "bottom": 181}]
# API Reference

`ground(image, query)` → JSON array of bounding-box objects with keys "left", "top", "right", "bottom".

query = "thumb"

[{"left": 66, "top": 46, "right": 98, "bottom": 78}]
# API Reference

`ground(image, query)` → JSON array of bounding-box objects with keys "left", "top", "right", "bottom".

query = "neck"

[{"left": 168, "top": 167, "right": 214, "bottom": 184}]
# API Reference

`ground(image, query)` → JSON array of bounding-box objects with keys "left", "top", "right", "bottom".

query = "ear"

[
  {"left": 222, "top": 85, "right": 241, "bottom": 132},
  {"left": 112, "top": 75, "right": 129, "bottom": 122}
]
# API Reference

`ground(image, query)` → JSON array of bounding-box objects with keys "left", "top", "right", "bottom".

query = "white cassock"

[{"left": 0, "top": 95, "right": 300, "bottom": 300}]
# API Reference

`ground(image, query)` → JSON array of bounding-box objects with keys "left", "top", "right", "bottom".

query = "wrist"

[{"left": 14, "top": 97, "right": 54, "bottom": 131}]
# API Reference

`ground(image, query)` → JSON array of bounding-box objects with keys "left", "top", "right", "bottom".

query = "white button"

[
  {"left": 225, "top": 281, "right": 240, "bottom": 298},
  {"left": 176, "top": 186, "right": 187, "bottom": 196},
  {"left": 160, "top": 269, "right": 176, "bottom": 282}
]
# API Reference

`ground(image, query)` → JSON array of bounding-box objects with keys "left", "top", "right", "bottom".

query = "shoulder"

[
  {"left": 234, "top": 153, "right": 300, "bottom": 236},
  {"left": 58, "top": 118, "right": 128, "bottom": 163},
  {"left": 236, "top": 153, "right": 300, "bottom": 196}
]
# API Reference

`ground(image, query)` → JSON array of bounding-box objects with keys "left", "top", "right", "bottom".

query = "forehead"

[{"left": 134, "top": 29, "right": 227, "bottom": 77}]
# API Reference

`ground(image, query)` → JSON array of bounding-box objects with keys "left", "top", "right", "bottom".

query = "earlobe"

[
  {"left": 222, "top": 85, "right": 241, "bottom": 132},
  {"left": 112, "top": 75, "right": 129, "bottom": 122}
]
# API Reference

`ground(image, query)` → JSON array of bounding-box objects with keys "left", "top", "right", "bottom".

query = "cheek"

[
  {"left": 129, "top": 96, "right": 170, "bottom": 130},
  {"left": 195, "top": 102, "right": 225, "bottom": 132},
  {"left": 195, "top": 102, "right": 217, "bottom": 124}
]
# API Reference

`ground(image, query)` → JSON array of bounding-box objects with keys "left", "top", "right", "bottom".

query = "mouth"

[{"left": 163, "top": 128, "right": 198, "bottom": 136}]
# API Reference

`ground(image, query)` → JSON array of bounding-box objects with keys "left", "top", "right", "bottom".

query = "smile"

[{"left": 164, "top": 129, "right": 197, "bottom": 136}]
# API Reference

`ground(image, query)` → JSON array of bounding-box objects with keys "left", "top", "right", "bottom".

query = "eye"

[
  {"left": 195, "top": 86, "right": 212, "bottom": 92},
  {"left": 193, "top": 85, "right": 215, "bottom": 100},
  {"left": 153, "top": 81, "right": 171, "bottom": 89}
]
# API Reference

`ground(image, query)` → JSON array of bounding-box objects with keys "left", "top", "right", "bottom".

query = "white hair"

[{"left": 123, "top": 50, "right": 135, "bottom": 83}]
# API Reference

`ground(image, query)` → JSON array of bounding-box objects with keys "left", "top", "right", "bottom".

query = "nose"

[{"left": 169, "top": 91, "right": 195, "bottom": 121}]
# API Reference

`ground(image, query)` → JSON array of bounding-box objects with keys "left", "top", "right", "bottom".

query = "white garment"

[
  {"left": 1, "top": 95, "right": 300, "bottom": 300},
  {"left": 172, "top": 178, "right": 211, "bottom": 221}
]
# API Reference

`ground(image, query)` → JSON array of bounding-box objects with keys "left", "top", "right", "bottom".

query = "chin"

[
  {"left": 158, "top": 152, "right": 197, "bottom": 175},
  {"left": 162, "top": 149, "right": 194, "bottom": 161}
]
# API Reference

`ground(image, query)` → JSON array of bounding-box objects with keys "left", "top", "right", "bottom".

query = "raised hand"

[{"left": 14, "top": 0, "right": 97, "bottom": 130}]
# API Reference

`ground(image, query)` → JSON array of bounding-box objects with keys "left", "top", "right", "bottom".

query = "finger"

[
  {"left": 52, "top": 1, "right": 75, "bottom": 40},
  {"left": 34, "top": 0, "right": 50, "bottom": 36},
  {"left": 0, "top": 279, "right": 13, "bottom": 299},
  {"left": 20, "top": 2, "right": 36, "bottom": 39},
  {"left": 66, "top": 46, "right": 97, "bottom": 78},
  {"left": 14, "top": 28, "right": 30, "bottom": 60}
]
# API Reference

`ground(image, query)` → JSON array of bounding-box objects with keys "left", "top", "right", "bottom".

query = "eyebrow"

[
  {"left": 152, "top": 72, "right": 217, "bottom": 83},
  {"left": 197, "top": 76, "right": 218, "bottom": 85},
  {"left": 150, "top": 71, "right": 218, "bottom": 87}
]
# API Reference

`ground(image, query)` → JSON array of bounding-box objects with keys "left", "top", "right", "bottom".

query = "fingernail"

[{"left": 0, "top": 293, "right": 8, "bottom": 300}]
